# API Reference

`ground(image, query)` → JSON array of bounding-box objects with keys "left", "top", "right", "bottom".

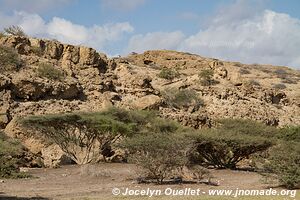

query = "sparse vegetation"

[
  {"left": 0, "top": 45, "right": 22, "bottom": 72},
  {"left": 248, "top": 80, "right": 261, "bottom": 86},
  {"left": 162, "top": 88, "right": 204, "bottom": 110},
  {"left": 234, "top": 63, "right": 243, "bottom": 67},
  {"left": 273, "top": 69, "right": 298, "bottom": 84},
  {"left": 198, "top": 69, "right": 218, "bottom": 86},
  {"left": 157, "top": 68, "right": 180, "bottom": 80},
  {"left": 282, "top": 78, "right": 298, "bottom": 84},
  {"left": 122, "top": 133, "right": 188, "bottom": 184},
  {"left": 187, "top": 119, "right": 275, "bottom": 169},
  {"left": 3, "top": 25, "right": 26, "bottom": 37},
  {"left": 36, "top": 63, "right": 64, "bottom": 81},
  {"left": 239, "top": 68, "right": 251, "bottom": 75}
]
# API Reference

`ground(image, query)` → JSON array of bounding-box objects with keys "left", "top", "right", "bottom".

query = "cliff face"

[{"left": 1, "top": 36, "right": 299, "bottom": 167}]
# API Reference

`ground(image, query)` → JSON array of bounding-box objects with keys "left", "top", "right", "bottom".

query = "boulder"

[{"left": 132, "top": 95, "right": 162, "bottom": 110}]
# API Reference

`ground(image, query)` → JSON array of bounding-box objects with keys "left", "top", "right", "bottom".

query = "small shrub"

[
  {"left": 250, "top": 80, "right": 260, "bottom": 86},
  {"left": 122, "top": 133, "right": 187, "bottom": 184},
  {"left": 3, "top": 25, "right": 26, "bottom": 37},
  {"left": 157, "top": 68, "right": 180, "bottom": 80},
  {"left": 36, "top": 63, "right": 64, "bottom": 81},
  {"left": 273, "top": 69, "right": 297, "bottom": 84},
  {"left": 0, "top": 45, "right": 22, "bottom": 72},
  {"left": 273, "top": 83, "right": 287, "bottom": 90},
  {"left": 30, "top": 46, "right": 44, "bottom": 56},
  {"left": 234, "top": 63, "right": 243, "bottom": 67},
  {"left": 274, "top": 69, "right": 287, "bottom": 77},
  {"left": 262, "top": 142, "right": 300, "bottom": 189},
  {"left": 198, "top": 69, "right": 218, "bottom": 86},
  {"left": 261, "top": 68, "right": 271, "bottom": 73},
  {"left": 187, "top": 119, "right": 276, "bottom": 169},
  {"left": 149, "top": 118, "right": 180, "bottom": 133},
  {"left": 282, "top": 78, "right": 297, "bottom": 84},
  {"left": 239, "top": 68, "right": 251, "bottom": 75},
  {"left": 162, "top": 88, "right": 204, "bottom": 110}
]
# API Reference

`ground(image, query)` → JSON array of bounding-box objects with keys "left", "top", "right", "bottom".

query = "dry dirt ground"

[{"left": 0, "top": 164, "right": 298, "bottom": 200}]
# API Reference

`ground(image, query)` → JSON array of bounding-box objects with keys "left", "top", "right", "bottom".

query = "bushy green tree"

[
  {"left": 20, "top": 111, "right": 135, "bottom": 164},
  {"left": 187, "top": 119, "right": 276, "bottom": 169},
  {"left": 20, "top": 107, "right": 178, "bottom": 164}
]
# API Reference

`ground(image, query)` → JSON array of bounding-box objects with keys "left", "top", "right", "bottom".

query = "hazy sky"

[{"left": 0, "top": 0, "right": 300, "bottom": 68}]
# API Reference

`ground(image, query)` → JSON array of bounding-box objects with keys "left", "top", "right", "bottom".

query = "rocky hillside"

[{"left": 1, "top": 36, "right": 299, "bottom": 167}]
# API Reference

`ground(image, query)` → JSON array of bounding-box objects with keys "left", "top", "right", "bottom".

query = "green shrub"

[
  {"left": 277, "top": 126, "right": 300, "bottom": 142},
  {"left": 148, "top": 117, "right": 180, "bottom": 133},
  {"left": 157, "top": 68, "right": 180, "bottom": 80},
  {"left": 0, "top": 45, "right": 22, "bottom": 72},
  {"left": 36, "top": 63, "right": 64, "bottom": 81},
  {"left": 30, "top": 46, "right": 44, "bottom": 56},
  {"left": 274, "top": 69, "right": 288, "bottom": 78},
  {"left": 0, "top": 131, "right": 29, "bottom": 178},
  {"left": 187, "top": 119, "right": 276, "bottom": 169},
  {"left": 3, "top": 25, "right": 26, "bottom": 37},
  {"left": 122, "top": 133, "right": 188, "bottom": 184},
  {"left": 162, "top": 88, "right": 204, "bottom": 110},
  {"left": 198, "top": 69, "right": 219, "bottom": 86},
  {"left": 262, "top": 142, "right": 300, "bottom": 189}
]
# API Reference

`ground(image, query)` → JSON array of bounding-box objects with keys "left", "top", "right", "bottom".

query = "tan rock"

[
  {"left": 132, "top": 95, "right": 162, "bottom": 110},
  {"left": 41, "top": 144, "right": 72, "bottom": 168},
  {"left": 45, "top": 40, "right": 64, "bottom": 59}
]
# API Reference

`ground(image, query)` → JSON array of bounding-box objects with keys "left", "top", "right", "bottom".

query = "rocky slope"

[{"left": 0, "top": 36, "right": 299, "bottom": 167}]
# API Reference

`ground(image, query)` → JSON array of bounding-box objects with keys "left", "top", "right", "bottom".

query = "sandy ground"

[{"left": 0, "top": 163, "right": 296, "bottom": 200}]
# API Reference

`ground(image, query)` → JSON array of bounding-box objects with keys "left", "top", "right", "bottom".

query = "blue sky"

[{"left": 0, "top": 0, "right": 300, "bottom": 68}]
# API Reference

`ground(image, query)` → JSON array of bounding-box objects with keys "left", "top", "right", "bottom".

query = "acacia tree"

[
  {"left": 187, "top": 119, "right": 276, "bottom": 169},
  {"left": 20, "top": 111, "right": 134, "bottom": 164}
]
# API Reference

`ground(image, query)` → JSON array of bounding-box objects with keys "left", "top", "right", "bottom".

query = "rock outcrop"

[{"left": 1, "top": 36, "right": 299, "bottom": 167}]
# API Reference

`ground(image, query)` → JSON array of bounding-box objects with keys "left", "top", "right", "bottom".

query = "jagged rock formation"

[{"left": 1, "top": 36, "right": 299, "bottom": 167}]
